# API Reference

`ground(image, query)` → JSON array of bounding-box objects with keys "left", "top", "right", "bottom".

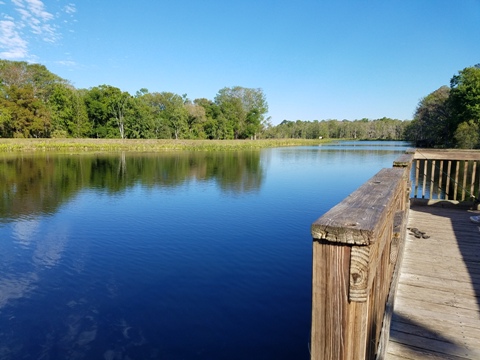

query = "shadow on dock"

[{"left": 387, "top": 204, "right": 480, "bottom": 359}]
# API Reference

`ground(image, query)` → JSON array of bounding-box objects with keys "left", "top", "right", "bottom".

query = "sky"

[{"left": 0, "top": 0, "right": 479, "bottom": 125}]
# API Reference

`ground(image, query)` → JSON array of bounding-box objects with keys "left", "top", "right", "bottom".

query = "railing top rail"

[
  {"left": 414, "top": 149, "right": 480, "bottom": 161},
  {"left": 393, "top": 153, "right": 414, "bottom": 167},
  {"left": 311, "top": 167, "right": 406, "bottom": 246}
]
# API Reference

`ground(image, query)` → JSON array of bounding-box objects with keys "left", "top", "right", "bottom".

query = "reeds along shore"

[{"left": 0, "top": 138, "right": 328, "bottom": 153}]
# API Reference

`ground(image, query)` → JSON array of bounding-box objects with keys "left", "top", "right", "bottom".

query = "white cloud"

[
  {"left": 0, "top": 19, "right": 28, "bottom": 58},
  {"left": 64, "top": 3, "right": 76, "bottom": 15},
  {"left": 25, "top": 0, "right": 54, "bottom": 21},
  {"left": 56, "top": 59, "right": 76, "bottom": 67},
  {"left": 0, "top": 0, "right": 78, "bottom": 60},
  {"left": 13, "top": 0, "right": 57, "bottom": 42}
]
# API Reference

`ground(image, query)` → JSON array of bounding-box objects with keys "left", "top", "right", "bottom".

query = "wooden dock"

[
  {"left": 386, "top": 205, "right": 480, "bottom": 359},
  {"left": 310, "top": 149, "right": 480, "bottom": 360}
]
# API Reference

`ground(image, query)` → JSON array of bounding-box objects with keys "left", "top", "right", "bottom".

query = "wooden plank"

[
  {"left": 387, "top": 341, "right": 471, "bottom": 360},
  {"left": 394, "top": 273, "right": 478, "bottom": 298},
  {"left": 375, "top": 210, "right": 408, "bottom": 360},
  {"left": 471, "top": 161, "right": 477, "bottom": 201},
  {"left": 394, "top": 284, "right": 479, "bottom": 311},
  {"left": 311, "top": 240, "right": 369, "bottom": 360},
  {"left": 393, "top": 153, "right": 414, "bottom": 167},
  {"left": 455, "top": 161, "right": 460, "bottom": 201},
  {"left": 414, "top": 160, "right": 420, "bottom": 198},
  {"left": 446, "top": 160, "right": 452, "bottom": 200},
  {"left": 430, "top": 160, "right": 435, "bottom": 200},
  {"left": 389, "top": 331, "right": 480, "bottom": 359},
  {"left": 422, "top": 160, "right": 427, "bottom": 198},
  {"left": 311, "top": 167, "right": 405, "bottom": 245},
  {"left": 413, "top": 149, "right": 480, "bottom": 161},
  {"left": 391, "top": 317, "right": 480, "bottom": 345},
  {"left": 438, "top": 160, "right": 444, "bottom": 199},
  {"left": 386, "top": 206, "right": 480, "bottom": 359}
]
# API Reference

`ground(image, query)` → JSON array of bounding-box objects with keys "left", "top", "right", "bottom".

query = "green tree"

[
  {"left": 49, "top": 84, "right": 90, "bottom": 137},
  {"left": 108, "top": 89, "right": 131, "bottom": 139},
  {"left": 214, "top": 86, "right": 268, "bottom": 139},
  {"left": 0, "top": 84, "right": 50, "bottom": 137},
  {"left": 454, "top": 120, "right": 480, "bottom": 149},
  {"left": 84, "top": 85, "right": 133, "bottom": 138},
  {"left": 0, "top": 60, "right": 68, "bottom": 102},
  {"left": 449, "top": 65, "right": 480, "bottom": 143},
  {"left": 404, "top": 86, "right": 451, "bottom": 146},
  {"left": 155, "top": 92, "right": 188, "bottom": 139},
  {"left": 185, "top": 102, "right": 207, "bottom": 139},
  {"left": 194, "top": 98, "right": 221, "bottom": 139},
  {"left": 0, "top": 60, "right": 70, "bottom": 138}
]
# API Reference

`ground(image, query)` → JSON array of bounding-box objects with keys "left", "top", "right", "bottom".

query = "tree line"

[
  {"left": 0, "top": 59, "right": 412, "bottom": 141},
  {"left": 263, "top": 117, "right": 408, "bottom": 140},
  {"left": 405, "top": 64, "right": 480, "bottom": 148},
  {"left": 0, "top": 60, "right": 268, "bottom": 140}
]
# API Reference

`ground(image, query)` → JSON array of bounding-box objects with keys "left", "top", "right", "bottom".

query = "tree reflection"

[{"left": 0, "top": 151, "right": 264, "bottom": 221}]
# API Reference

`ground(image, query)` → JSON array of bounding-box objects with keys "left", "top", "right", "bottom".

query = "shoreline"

[{"left": 0, "top": 138, "right": 329, "bottom": 153}]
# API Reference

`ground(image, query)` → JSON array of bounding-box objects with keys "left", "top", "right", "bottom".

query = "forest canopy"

[
  {"left": 0, "top": 59, "right": 411, "bottom": 140},
  {"left": 405, "top": 64, "right": 480, "bottom": 148}
]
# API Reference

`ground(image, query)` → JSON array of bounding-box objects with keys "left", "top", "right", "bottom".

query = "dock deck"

[{"left": 386, "top": 205, "right": 480, "bottom": 359}]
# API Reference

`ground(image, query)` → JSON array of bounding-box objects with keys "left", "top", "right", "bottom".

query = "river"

[{"left": 0, "top": 141, "right": 410, "bottom": 359}]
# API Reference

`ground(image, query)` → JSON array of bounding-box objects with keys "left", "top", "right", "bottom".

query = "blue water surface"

[{"left": 0, "top": 141, "right": 410, "bottom": 359}]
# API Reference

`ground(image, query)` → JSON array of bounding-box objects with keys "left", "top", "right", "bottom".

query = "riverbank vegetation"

[
  {"left": 3, "top": 60, "right": 480, "bottom": 148},
  {"left": 0, "top": 138, "right": 332, "bottom": 153},
  {"left": 404, "top": 64, "right": 480, "bottom": 148},
  {"left": 0, "top": 59, "right": 409, "bottom": 143}
]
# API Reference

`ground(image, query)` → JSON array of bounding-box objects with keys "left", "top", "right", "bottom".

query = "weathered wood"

[
  {"left": 385, "top": 206, "right": 480, "bottom": 359},
  {"left": 413, "top": 149, "right": 480, "bottom": 161},
  {"left": 311, "top": 164, "right": 409, "bottom": 359},
  {"left": 311, "top": 167, "right": 406, "bottom": 245},
  {"left": 311, "top": 149, "right": 480, "bottom": 360},
  {"left": 375, "top": 210, "right": 408, "bottom": 360},
  {"left": 310, "top": 241, "right": 368, "bottom": 360},
  {"left": 393, "top": 153, "right": 414, "bottom": 167},
  {"left": 411, "top": 155, "right": 480, "bottom": 203}
]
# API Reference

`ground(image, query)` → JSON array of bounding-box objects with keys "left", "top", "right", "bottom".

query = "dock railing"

[
  {"left": 410, "top": 149, "right": 480, "bottom": 207},
  {"left": 310, "top": 148, "right": 480, "bottom": 360}
]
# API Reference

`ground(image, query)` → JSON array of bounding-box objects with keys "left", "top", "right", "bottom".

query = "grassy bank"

[{"left": 0, "top": 138, "right": 330, "bottom": 153}]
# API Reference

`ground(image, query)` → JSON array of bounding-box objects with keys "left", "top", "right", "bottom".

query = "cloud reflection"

[{"left": 12, "top": 218, "right": 40, "bottom": 248}]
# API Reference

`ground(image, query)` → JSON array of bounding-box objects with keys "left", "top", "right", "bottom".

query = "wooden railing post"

[{"left": 310, "top": 166, "right": 409, "bottom": 360}]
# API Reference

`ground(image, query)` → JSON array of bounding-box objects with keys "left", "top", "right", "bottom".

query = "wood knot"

[{"left": 352, "top": 273, "right": 362, "bottom": 283}]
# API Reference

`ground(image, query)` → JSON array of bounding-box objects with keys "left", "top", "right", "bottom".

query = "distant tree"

[
  {"left": 108, "top": 89, "right": 131, "bottom": 139},
  {"left": 185, "top": 102, "right": 207, "bottom": 139},
  {"left": 194, "top": 98, "right": 222, "bottom": 139},
  {"left": 48, "top": 84, "right": 90, "bottom": 137},
  {"left": 0, "top": 60, "right": 68, "bottom": 102},
  {"left": 454, "top": 120, "right": 479, "bottom": 149},
  {"left": 84, "top": 85, "right": 135, "bottom": 138},
  {"left": 157, "top": 92, "right": 188, "bottom": 139},
  {"left": 449, "top": 65, "right": 480, "bottom": 143},
  {"left": 0, "top": 60, "right": 70, "bottom": 138},
  {"left": 0, "top": 84, "right": 50, "bottom": 137},
  {"left": 405, "top": 86, "right": 451, "bottom": 147},
  {"left": 214, "top": 86, "right": 268, "bottom": 139}
]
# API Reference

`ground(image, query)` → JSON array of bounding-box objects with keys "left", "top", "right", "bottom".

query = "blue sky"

[{"left": 0, "top": 0, "right": 479, "bottom": 124}]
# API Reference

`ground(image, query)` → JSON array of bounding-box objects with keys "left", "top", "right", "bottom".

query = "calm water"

[{"left": 0, "top": 141, "right": 410, "bottom": 360}]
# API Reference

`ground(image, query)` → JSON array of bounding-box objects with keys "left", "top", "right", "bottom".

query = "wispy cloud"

[
  {"left": 0, "top": 0, "right": 77, "bottom": 59},
  {"left": 55, "top": 59, "right": 76, "bottom": 67},
  {"left": 64, "top": 3, "right": 76, "bottom": 15},
  {"left": 13, "top": 0, "right": 57, "bottom": 42},
  {"left": 0, "top": 19, "right": 27, "bottom": 58}
]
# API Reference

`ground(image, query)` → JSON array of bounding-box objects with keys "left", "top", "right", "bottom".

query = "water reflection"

[
  {"left": 0, "top": 151, "right": 264, "bottom": 222},
  {"left": 0, "top": 143, "right": 410, "bottom": 360}
]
